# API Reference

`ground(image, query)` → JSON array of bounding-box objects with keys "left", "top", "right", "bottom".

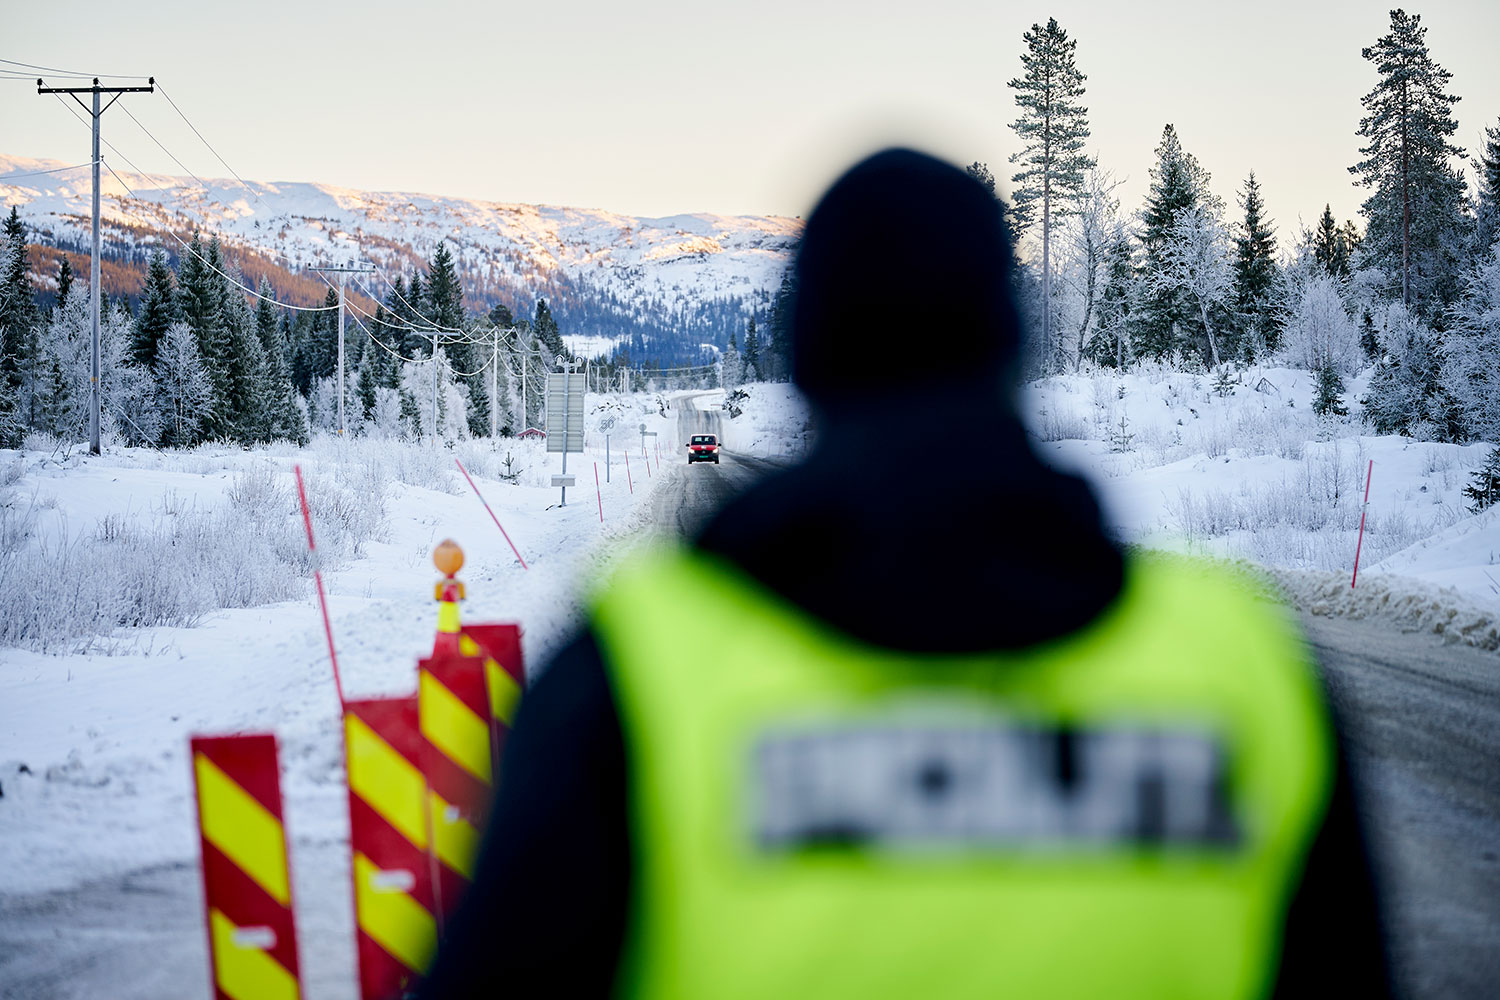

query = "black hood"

[{"left": 791, "top": 148, "right": 1020, "bottom": 410}]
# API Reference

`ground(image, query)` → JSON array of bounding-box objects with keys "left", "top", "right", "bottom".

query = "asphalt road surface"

[
  {"left": 3, "top": 430, "right": 1497, "bottom": 997},
  {"left": 1302, "top": 614, "right": 1500, "bottom": 998}
]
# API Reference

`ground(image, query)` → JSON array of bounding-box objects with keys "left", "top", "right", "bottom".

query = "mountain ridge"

[{"left": 0, "top": 153, "right": 802, "bottom": 363}]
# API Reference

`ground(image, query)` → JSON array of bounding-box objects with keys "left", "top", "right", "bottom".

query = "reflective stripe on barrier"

[
  {"left": 417, "top": 651, "right": 494, "bottom": 924},
  {"left": 344, "top": 697, "right": 438, "bottom": 1000},
  {"left": 460, "top": 623, "right": 525, "bottom": 768},
  {"left": 191, "top": 734, "right": 302, "bottom": 1000}
]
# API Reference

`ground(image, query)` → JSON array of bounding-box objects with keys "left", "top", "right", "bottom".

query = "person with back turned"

[{"left": 418, "top": 148, "right": 1389, "bottom": 998}]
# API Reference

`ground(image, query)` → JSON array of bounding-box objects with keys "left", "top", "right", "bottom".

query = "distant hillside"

[{"left": 1, "top": 154, "right": 801, "bottom": 364}]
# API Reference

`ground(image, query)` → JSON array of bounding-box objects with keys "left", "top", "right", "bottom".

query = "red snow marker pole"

[
  {"left": 294, "top": 464, "right": 345, "bottom": 708},
  {"left": 625, "top": 451, "right": 633, "bottom": 493},
  {"left": 454, "top": 459, "right": 528, "bottom": 570},
  {"left": 1351, "top": 459, "right": 1374, "bottom": 588},
  {"left": 594, "top": 462, "right": 603, "bottom": 523}
]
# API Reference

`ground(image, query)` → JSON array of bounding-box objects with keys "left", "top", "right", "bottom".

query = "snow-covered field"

[
  {"left": 1025, "top": 364, "right": 1499, "bottom": 634},
  {"left": 1, "top": 373, "right": 1496, "bottom": 997}
]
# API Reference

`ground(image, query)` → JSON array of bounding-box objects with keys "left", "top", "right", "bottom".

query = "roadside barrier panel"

[
  {"left": 191, "top": 733, "right": 303, "bottom": 1000},
  {"left": 417, "top": 650, "right": 495, "bottom": 926},
  {"left": 344, "top": 696, "right": 437, "bottom": 1000}
]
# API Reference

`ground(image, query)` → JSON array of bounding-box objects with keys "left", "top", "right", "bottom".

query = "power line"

[
  {"left": 0, "top": 57, "right": 148, "bottom": 79},
  {"left": 155, "top": 81, "right": 263, "bottom": 203},
  {"left": 0, "top": 161, "right": 99, "bottom": 181},
  {"left": 117, "top": 102, "right": 213, "bottom": 193},
  {"left": 104, "top": 158, "right": 337, "bottom": 313}
]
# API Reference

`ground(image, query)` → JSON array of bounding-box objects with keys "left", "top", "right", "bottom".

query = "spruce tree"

[
  {"left": 1, "top": 206, "right": 39, "bottom": 424},
  {"left": 533, "top": 298, "right": 565, "bottom": 357},
  {"left": 1475, "top": 120, "right": 1500, "bottom": 255},
  {"left": 1312, "top": 205, "right": 1355, "bottom": 279},
  {"left": 1464, "top": 446, "right": 1500, "bottom": 513},
  {"left": 56, "top": 256, "right": 73, "bottom": 314},
  {"left": 1350, "top": 8, "right": 1468, "bottom": 318},
  {"left": 742, "top": 316, "right": 762, "bottom": 382},
  {"left": 1232, "top": 172, "right": 1282, "bottom": 357},
  {"left": 1135, "top": 125, "right": 1212, "bottom": 359},
  {"left": 1008, "top": 17, "right": 1094, "bottom": 373},
  {"left": 133, "top": 250, "right": 178, "bottom": 367},
  {"left": 721, "top": 332, "right": 742, "bottom": 390},
  {"left": 1313, "top": 361, "right": 1349, "bottom": 417}
]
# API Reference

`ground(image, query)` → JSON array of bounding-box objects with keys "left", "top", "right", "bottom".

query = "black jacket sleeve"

[
  {"left": 415, "top": 631, "right": 628, "bottom": 999},
  {"left": 1271, "top": 731, "right": 1393, "bottom": 999}
]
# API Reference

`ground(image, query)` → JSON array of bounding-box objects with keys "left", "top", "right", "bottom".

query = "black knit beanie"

[{"left": 790, "top": 148, "right": 1020, "bottom": 407}]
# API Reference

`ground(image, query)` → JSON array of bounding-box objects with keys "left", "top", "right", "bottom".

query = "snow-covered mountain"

[{"left": 0, "top": 153, "right": 801, "bottom": 362}]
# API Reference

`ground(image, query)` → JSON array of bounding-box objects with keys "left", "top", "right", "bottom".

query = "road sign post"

[{"left": 546, "top": 370, "right": 586, "bottom": 506}]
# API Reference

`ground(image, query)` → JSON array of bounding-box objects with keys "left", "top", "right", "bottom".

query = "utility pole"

[
  {"left": 308, "top": 262, "right": 374, "bottom": 437},
  {"left": 37, "top": 77, "right": 154, "bottom": 455}
]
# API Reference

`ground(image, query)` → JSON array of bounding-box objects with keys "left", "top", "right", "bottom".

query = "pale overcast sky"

[{"left": 3, "top": 0, "right": 1498, "bottom": 248}]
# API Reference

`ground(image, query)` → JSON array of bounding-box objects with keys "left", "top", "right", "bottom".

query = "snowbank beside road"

[{"left": 720, "top": 382, "right": 813, "bottom": 458}]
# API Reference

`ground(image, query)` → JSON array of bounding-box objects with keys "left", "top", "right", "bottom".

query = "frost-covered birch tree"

[
  {"left": 1281, "top": 276, "right": 1362, "bottom": 376},
  {"left": 1148, "top": 204, "right": 1234, "bottom": 368}
]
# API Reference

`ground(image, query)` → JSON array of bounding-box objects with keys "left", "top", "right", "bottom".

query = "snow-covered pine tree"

[
  {"left": 1439, "top": 243, "right": 1500, "bottom": 442},
  {"left": 1008, "top": 17, "right": 1094, "bottom": 374},
  {"left": 1475, "top": 120, "right": 1500, "bottom": 256},
  {"left": 100, "top": 297, "right": 159, "bottom": 446},
  {"left": 742, "top": 316, "right": 761, "bottom": 382},
  {"left": 55, "top": 256, "right": 73, "bottom": 314},
  {"left": 1313, "top": 362, "right": 1349, "bottom": 417},
  {"left": 533, "top": 298, "right": 565, "bottom": 357},
  {"left": 766, "top": 265, "right": 796, "bottom": 382},
  {"left": 1350, "top": 8, "right": 1469, "bottom": 319},
  {"left": 132, "top": 250, "right": 177, "bottom": 367},
  {"left": 1232, "top": 173, "right": 1282, "bottom": 358},
  {"left": 256, "top": 288, "right": 307, "bottom": 444},
  {"left": 1135, "top": 125, "right": 1213, "bottom": 360},
  {"left": 1464, "top": 447, "right": 1500, "bottom": 513},
  {"left": 357, "top": 339, "right": 379, "bottom": 424},
  {"left": 1362, "top": 303, "right": 1455, "bottom": 439},
  {"left": 0, "top": 206, "right": 40, "bottom": 432},
  {"left": 1312, "top": 205, "right": 1355, "bottom": 280},
  {"left": 154, "top": 320, "right": 213, "bottom": 447},
  {"left": 173, "top": 233, "right": 230, "bottom": 440},
  {"left": 218, "top": 262, "right": 269, "bottom": 443},
  {"left": 427, "top": 242, "right": 488, "bottom": 436},
  {"left": 721, "top": 332, "right": 741, "bottom": 391}
]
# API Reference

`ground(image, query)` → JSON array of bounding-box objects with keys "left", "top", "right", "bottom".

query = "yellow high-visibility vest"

[{"left": 592, "top": 549, "right": 1332, "bottom": 1000}]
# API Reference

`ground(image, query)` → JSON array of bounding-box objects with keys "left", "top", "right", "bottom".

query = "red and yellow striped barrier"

[
  {"left": 460, "top": 623, "right": 525, "bottom": 768},
  {"left": 191, "top": 734, "right": 303, "bottom": 1000},
  {"left": 418, "top": 650, "right": 495, "bottom": 923},
  {"left": 344, "top": 696, "right": 437, "bottom": 1000}
]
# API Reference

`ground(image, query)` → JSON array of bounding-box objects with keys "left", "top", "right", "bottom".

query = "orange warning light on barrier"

[{"left": 191, "top": 733, "right": 303, "bottom": 1000}]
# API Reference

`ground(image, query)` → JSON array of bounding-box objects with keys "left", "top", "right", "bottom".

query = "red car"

[{"left": 687, "top": 434, "right": 721, "bottom": 464}]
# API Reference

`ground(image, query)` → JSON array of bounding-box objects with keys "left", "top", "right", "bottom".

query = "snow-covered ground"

[{"left": 1025, "top": 364, "right": 1499, "bottom": 628}]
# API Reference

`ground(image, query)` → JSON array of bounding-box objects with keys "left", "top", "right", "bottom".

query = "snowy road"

[{"left": 1302, "top": 614, "right": 1500, "bottom": 999}]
